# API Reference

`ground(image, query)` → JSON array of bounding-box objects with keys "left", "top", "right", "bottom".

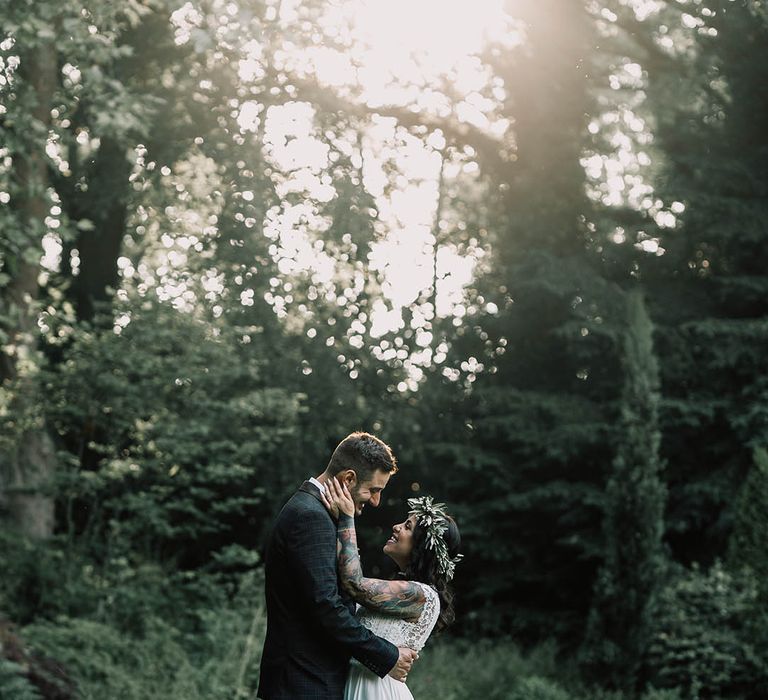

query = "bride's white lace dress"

[{"left": 345, "top": 581, "right": 441, "bottom": 700}]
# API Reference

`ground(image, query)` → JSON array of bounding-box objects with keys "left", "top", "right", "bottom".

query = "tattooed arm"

[
  {"left": 337, "top": 514, "right": 426, "bottom": 619},
  {"left": 320, "top": 477, "right": 426, "bottom": 620}
]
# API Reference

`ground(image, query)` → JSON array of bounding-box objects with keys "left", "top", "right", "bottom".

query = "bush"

[
  {"left": 0, "top": 532, "right": 76, "bottom": 625},
  {"left": 0, "top": 659, "right": 41, "bottom": 700},
  {"left": 42, "top": 301, "right": 303, "bottom": 564},
  {"left": 408, "top": 638, "right": 579, "bottom": 700},
  {"left": 0, "top": 529, "right": 266, "bottom": 700},
  {"left": 641, "top": 689, "right": 683, "bottom": 700},
  {"left": 0, "top": 529, "right": 260, "bottom": 633},
  {"left": 728, "top": 447, "right": 768, "bottom": 589},
  {"left": 645, "top": 562, "right": 766, "bottom": 698},
  {"left": 21, "top": 571, "right": 265, "bottom": 700},
  {"left": 508, "top": 676, "right": 574, "bottom": 700}
]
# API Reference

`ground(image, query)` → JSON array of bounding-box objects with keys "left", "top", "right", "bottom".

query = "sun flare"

[{"left": 234, "top": 0, "right": 516, "bottom": 340}]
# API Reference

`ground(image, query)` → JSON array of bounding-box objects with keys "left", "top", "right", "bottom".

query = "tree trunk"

[
  {"left": 496, "top": 0, "right": 593, "bottom": 262},
  {"left": 0, "top": 39, "right": 58, "bottom": 538},
  {"left": 65, "top": 136, "right": 132, "bottom": 322},
  {"left": 580, "top": 288, "right": 666, "bottom": 693}
]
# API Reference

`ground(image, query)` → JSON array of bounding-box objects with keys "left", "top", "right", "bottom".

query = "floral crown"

[{"left": 407, "top": 496, "right": 463, "bottom": 581}]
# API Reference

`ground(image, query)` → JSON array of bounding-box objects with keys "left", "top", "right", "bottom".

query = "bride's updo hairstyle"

[{"left": 402, "top": 499, "right": 462, "bottom": 633}]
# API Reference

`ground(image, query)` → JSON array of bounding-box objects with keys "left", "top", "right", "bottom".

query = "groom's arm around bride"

[{"left": 257, "top": 432, "right": 417, "bottom": 700}]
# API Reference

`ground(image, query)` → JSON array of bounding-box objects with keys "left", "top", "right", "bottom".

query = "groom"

[{"left": 257, "top": 431, "right": 417, "bottom": 700}]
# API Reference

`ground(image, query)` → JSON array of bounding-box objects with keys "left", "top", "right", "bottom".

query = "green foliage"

[
  {"left": 1, "top": 1, "right": 768, "bottom": 698},
  {"left": 507, "top": 677, "right": 575, "bottom": 700},
  {"left": 0, "top": 531, "right": 265, "bottom": 699},
  {"left": 21, "top": 570, "right": 265, "bottom": 700},
  {"left": 407, "top": 638, "right": 687, "bottom": 700},
  {"left": 408, "top": 255, "right": 627, "bottom": 641},
  {"left": 0, "top": 530, "right": 258, "bottom": 640},
  {"left": 0, "top": 659, "right": 41, "bottom": 700},
  {"left": 640, "top": 691, "right": 683, "bottom": 700},
  {"left": 642, "top": 0, "right": 768, "bottom": 564},
  {"left": 728, "top": 447, "right": 768, "bottom": 589},
  {"left": 645, "top": 562, "right": 766, "bottom": 698},
  {"left": 24, "top": 611, "right": 247, "bottom": 699},
  {"left": 0, "top": 531, "right": 74, "bottom": 624},
  {"left": 41, "top": 299, "right": 302, "bottom": 560},
  {"left": 407, "top": 638, "right": 577, "bottom": 700},
  {"left": 581, "top": 290, "right": 667, "bottom": 690}
]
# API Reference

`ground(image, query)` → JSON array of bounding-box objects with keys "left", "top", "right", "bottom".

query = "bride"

[{"left": 320, "top": 478, "right": 462, "bottom": 700}]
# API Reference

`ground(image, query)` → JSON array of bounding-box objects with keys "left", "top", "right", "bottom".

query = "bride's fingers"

[{"left": 330, "top": 479, "right": 344, "bottom": 503}]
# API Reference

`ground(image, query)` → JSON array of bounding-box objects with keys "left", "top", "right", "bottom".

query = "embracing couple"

[{"left": 257, "top": 432, "right": 462, "bottom": 700}]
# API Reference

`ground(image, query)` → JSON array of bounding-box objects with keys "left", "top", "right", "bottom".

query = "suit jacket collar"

[
  {"left": 299, "top": 480, "right": 324, "bottom": 504},
  {"left": 299, "top": 480, "right": 337, "bottom": 521}
]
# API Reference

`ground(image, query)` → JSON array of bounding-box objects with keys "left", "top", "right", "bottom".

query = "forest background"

[{"left": 1, "top": 0, "right": 767, "bottom": 698}]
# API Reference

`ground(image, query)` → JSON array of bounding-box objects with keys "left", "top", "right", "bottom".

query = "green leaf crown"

[{"left": 407, "top": 495, "right": 463, "bottom": 581}]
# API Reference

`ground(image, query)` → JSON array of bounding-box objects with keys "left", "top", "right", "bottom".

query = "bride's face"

[{"left": 383, "top": 514, "right": 417, "bottom": 567}]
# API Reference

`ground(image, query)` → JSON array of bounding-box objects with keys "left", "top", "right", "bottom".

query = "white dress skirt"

[
  {"left": 345, "top": 660, "right": 415, "bottom": 700},
  {"left": 344, "top": 582, "right": 440, "bottom": 700}
]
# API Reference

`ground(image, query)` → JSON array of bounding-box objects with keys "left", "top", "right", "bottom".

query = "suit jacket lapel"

[
  {"left": 299, "top": 480, "right": 324, "bottom": 504},
  {"left": 299, "top": 480, "right": 339, "bottom": 521},
  {"left": 298, "top": 480, "right": 350, "bottom": 607}
]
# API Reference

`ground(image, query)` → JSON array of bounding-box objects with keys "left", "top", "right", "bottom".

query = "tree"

[
  {"left": 581, "top": 288, "right": 667, "bottom": 692},
  {"left": 1, "top": 1, "right": 61, "bottom": 537},
  {"left": 638, "top": 0, "right": 768, "bottom": 562},
  {"left": 406, "top": 0, "right": 630, "bottom": 642},
  {"left": 728, "top": 447, "right": 768, "bottom": 595}
]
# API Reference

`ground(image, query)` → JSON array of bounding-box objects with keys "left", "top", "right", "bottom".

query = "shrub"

[
  {"left": 728, "top": 447, "right": 768, "bottom": 589},
  {"left": 42, "top": 302, "right": 303, "bottom": 564},
  {"left": 644, "top": 562, "right": 766, "bottom": 698},
  {"left": 408, "top": 638, "right": 578, "bottom": 700},
  {"left": 641, "top": 689, "right": 683, "bottom": 700},
  {"left": 21, "top": 571, "right": 265, "bottom": 700},
  {"left": 0, "top": 659, "right": 41, "bottom": 700},
  {"left": 508, "top": 676, "right": 574, "bottom": 700}
]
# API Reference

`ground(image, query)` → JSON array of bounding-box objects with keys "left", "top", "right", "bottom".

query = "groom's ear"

[{"left": 341, "top": 470, "right": 357, "bottom": 487}]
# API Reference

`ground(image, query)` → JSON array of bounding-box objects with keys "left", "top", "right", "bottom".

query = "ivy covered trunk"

[
  {"left": 0, "top": 37, "right": 58, "bottom": 538},
  {"left": 580, "top": 289, "right": 667, "bottom": 692}
]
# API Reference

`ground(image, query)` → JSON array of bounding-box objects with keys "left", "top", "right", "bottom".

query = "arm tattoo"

[{"left": 337, "top": 514, "right": 426, "bottom": 619}]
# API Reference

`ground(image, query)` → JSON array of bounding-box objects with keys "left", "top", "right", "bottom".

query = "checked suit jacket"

[{"left": 257, "top": 481, "right": 399, "bottom": 700}]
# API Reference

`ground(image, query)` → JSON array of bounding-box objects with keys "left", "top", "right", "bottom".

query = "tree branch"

[{"left": 288, "top": 76, "right": 515, "bottom": 179}]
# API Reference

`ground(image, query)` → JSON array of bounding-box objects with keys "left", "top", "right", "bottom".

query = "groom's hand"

[{"left": 388, "top": 647, "right": 418, "bottom": 682}]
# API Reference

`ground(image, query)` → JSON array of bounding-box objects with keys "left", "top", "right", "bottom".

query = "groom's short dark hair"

[{"left": 326, "top": 432, "right": 398, "bottom": 481}]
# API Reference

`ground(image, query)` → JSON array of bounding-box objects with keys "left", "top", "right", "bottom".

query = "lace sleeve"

[{"left": 403, "top": 583, "right": 441, "bottom": 651}]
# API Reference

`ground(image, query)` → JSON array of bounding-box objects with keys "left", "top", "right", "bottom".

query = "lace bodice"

[{"left": 355, "top": 582, "right": 440, "bottom": 652}]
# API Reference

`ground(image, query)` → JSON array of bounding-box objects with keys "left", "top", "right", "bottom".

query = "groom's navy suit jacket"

[{"left": 257, "top": 481, "right": 399, "bottom": 700}]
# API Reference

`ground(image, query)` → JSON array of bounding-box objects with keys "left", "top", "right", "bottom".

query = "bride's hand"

[
  {"left": 320, "top": 485, "right": 340, "bottom": 519},
  {"left": 321, "top": 477, "right": 356, "bottom": 518}
]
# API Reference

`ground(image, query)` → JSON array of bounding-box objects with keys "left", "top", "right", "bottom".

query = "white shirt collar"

[{"left": 308, "top": 476, "right": 327, "bottom": 494}]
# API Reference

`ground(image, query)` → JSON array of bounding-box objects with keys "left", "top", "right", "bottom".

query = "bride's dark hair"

[{"left": 402, "top": 515, "right": 461, "bottom": 633}]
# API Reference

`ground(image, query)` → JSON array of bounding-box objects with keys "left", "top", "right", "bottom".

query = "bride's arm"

[
  {"left": 320, "top": 479, "right": 426, "bottom": 619},
  {"left": 337, "top": 513, "right": 426, "bottom": 619}
]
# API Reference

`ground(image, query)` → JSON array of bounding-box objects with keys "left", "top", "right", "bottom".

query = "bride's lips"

[{"left": 385, "top": 535, "right": 398, "bottom": 545}]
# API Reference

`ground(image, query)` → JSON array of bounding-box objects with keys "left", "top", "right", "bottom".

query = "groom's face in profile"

[{"left": 341, "top": 468, "right": 391, "bottom": 515}]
